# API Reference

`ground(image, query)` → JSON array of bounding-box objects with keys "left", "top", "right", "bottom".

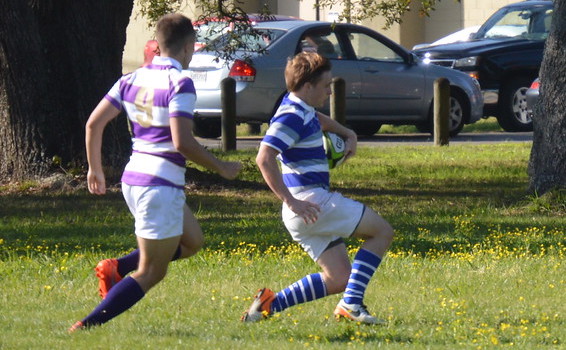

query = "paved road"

[{"left": 197, "top": 132, "right": 533, "bottom": 150}]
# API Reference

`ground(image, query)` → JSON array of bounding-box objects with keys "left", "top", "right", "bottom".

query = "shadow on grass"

[
  {"left": 319, "top": 326, "right": 414, "bottom": 345},
  {"left": 1, "top": 173, "right": 561, "bottom": 259}
]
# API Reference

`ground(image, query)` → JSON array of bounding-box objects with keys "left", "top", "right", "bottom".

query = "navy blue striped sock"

[
  {"left": 343, "top": 249, "right": 381, "bottom": 305},
  {"left": 116, "top": 246, "right": 181, "bottom": 277},
  {"left": 271, "top": 273, "right": 327, "bottom": 313},
  {"left": 82, "top": 276, "right": 145, "bottom": 327}
]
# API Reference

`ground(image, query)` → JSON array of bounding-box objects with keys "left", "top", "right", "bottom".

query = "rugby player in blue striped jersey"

[
  {"left": 242, "top": 52, "right": 394, "bottom": 324},
  {"left": 69, "top": 13, "right": 241, "bottom": 332}
]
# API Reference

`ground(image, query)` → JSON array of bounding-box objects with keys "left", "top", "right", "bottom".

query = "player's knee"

[
  {"left": 184, "top": 234, "right": 204, "bottom": 257},
  {"left": 148, "top": 268, "right": 168, "bottom": 285},
  {"left": 379, "top": 223, "right": 394, "bottom": 243},
  {"left": 133, "top": 267, "right": 168, "bottom": 291}
]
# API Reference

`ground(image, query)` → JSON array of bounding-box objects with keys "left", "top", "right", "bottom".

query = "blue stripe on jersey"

[
  {"left": 281, "top": 146, "right": 326, "bottom": 163},
  {"left": 282, "top": 172, "right": 330, "bottom": 188},
  {"left": 261, "top": 135, "right": 291, "bottom": 153}
]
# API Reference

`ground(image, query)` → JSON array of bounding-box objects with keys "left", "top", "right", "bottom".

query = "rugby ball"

[{"left": 322, "top": 132, "right": 346, "bottom": 169}]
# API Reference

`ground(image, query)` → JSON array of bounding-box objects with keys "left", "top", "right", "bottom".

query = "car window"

[
  {"left": 204, "top": 29, "right": 286, "bottom": 51},
  {"left": 347, "top": 32, "right": 403, "bottom": 63},
  {"left": 195, "top": 21, "right": 230, "bottom": 44},
  {"left": 300, "top": 32, "right": 345, "bottom": 59},
  {"left": 478, "top": 7, "right": 553, "bottom": 41}
]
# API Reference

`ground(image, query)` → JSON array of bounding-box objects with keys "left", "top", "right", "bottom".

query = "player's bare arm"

[
  {"left": 170, "top": 117, "right": 242, "bottom": 179},
  {"left": 317, "top": 112, "right": 357, "bottom": 160},
  {"left": 256, "top": 144, "right": 320, "bottom": 224},
  {"left": 85, "top": 98, "right": 121, "bottom": 195}
]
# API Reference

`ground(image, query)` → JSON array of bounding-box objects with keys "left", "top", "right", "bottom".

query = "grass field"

[{"left": 0, "top": 143, "right": 564, "bottom": 349}]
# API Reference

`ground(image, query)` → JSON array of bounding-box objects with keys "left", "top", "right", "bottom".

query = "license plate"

[{"left": 188, "top": 70, "right": 207, "bottom": 83}]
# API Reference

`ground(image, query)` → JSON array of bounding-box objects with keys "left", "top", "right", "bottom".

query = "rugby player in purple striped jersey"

[{"left": 69, "top": 13, "right": 241, "bottom": 332}]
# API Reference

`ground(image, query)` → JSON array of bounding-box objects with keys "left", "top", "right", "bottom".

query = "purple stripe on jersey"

[
  {"left": 121, "top": 171, "right": 184, "bottom": 189},
  {"left": 120, "top": 80, "right": 195, "bottom": 108},
  {"left": 120, "top": 85, "right": 170, "bottom": 108},
  {"left": 170, "top": 111, "right": 194, "bottom": 119},
  {"left": 132, "top": 150, "right": 186, "bottom": 167},
  {"left": 174, "top": 77, "right": 196, "bottom": 95},
  {"left": 104, "top": 95, "right": 122, "bottom": 110},
  {"left": 130, "top": 123, "right": 172, "bottom": 143},
  {"left": 120, "top": 84, "right": 141, "bottom": 104}
]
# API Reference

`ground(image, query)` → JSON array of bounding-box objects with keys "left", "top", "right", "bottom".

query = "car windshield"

[
  {"left": 195, "top": 21, "right": 230, "bottom": 44},
  {"left": 474, "top": 6, "right": 553, "bottom": 41},
  {"left": 201, "top": 28, "right": 286, "bottom": 52}
]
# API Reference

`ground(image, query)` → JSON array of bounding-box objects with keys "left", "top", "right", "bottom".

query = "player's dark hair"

[
  {"left": 285, "top": 52, "right": 332, "bottom": 92},
  {"left": 156, "top": 14, "right": 196, "bottom": 55}
]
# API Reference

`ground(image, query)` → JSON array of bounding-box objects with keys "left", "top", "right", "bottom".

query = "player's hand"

[
  {"left": 219, "top": 161, "right": 242, "bottom": 180},
  {"left": 343, "top": 130, "right": 357, "bottom": 161},
  {"left": 87, "top": 169, "right": 106, "bottom": 195},
  {"left": 287, "top": 198, "right": 321, "bottom": 224}
]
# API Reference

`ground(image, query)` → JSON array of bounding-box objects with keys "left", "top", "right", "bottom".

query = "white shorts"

[
  {"left": 282, "top": 187, "right": 365, "bottom": 261},
  {"left": 122, "top": 184, "right": 185, "bottom": 240}
]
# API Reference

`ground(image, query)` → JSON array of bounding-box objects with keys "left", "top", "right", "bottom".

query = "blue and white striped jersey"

[{"left": 261, "top": 93, "right": 329, "bottom": 194}]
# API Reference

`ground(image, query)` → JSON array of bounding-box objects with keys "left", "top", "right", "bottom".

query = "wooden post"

[
  {"left": 434, "top": 78, "right": 450, "bottom": 146},
  {"left": 221, "top": 77, "right": 236, "bottom": 151},
  {"left": 331, "top": 77, "right": 346, "bottom": 126}
]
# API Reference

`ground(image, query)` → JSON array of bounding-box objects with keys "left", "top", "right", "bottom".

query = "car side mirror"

[{"left": 407, "top": 53, "right": 417, "bottom": 65}]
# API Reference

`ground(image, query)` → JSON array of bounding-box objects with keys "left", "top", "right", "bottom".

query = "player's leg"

[
  {"left": 315, "top": 240, "right": 351, "bottom": 294},
  {"left": 71, "top": 235, "right": 180, "bottom": 331},
  {"left": 130, "top": 235, "right": 181, "bottom": 291},
  {"left": 96, "top": 204, "right": 202, "bottom": 298},
  {"left": 353, "top": 207, "right": 394, "bottom": 257},
  {"left": 241, "top": 239, "right": 350, "bottom": 322},
  {"left": 268, "top": 241, "right": 351, "bottom": 312},
  {"left": 334, "top": 207, "right": 393, "bottom": 324},
  {"left": 177, "top": 203, "right": 204, "bottom": 259}
]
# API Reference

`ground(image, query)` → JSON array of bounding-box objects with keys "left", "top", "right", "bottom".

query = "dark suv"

[{"left": 412, "top": 1, "right": 553, "bottom": 132}]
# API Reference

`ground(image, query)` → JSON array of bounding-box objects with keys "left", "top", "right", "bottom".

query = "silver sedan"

[{"left": 185, "top": 20, "right": 483, "bottom": 138}]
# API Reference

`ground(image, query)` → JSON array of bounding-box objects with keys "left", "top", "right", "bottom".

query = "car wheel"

[
  {"left": 416, "top": 92, "right": 466, "bottom": 137},
  {"left": 447, "top": 92, "right": 466, "bottom": 137},
  {"left": 193, "top": 118, "right": 221, "bottom": 139},
  {"left": 347, "top": 122, "right": 381, "bottom": 136},
  {"left": 496, "top": 77, "right": 534, "bottom": 132}
]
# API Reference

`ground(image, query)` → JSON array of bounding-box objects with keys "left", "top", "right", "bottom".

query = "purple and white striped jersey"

[{"left": 105, "top": 56, "right": 196, "bottom": 189}]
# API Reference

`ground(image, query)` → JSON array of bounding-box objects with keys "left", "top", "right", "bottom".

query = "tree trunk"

[
  {"left": 528, "top": 0, "right": 566, "bottom": 195},
  {"left": 0, "top": 0, "right": 133, "bottom": 182}
]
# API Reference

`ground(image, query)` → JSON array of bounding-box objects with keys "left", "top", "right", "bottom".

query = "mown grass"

[{"left": 0, "top": 143, "right": 564, "bottom": 349}]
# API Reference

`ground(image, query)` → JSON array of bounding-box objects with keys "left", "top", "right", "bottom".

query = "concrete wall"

[{"left": 462, "top": 0, "right": 519, "bottom": 28}]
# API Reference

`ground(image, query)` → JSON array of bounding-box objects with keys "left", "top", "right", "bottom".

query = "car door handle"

[{"left": 364, "top": 68, "right": 379, "bottom": 73}]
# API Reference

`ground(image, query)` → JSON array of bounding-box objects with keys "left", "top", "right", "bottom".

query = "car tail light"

[
  {"left": 229, "top": 59, "right": 256, "bottom": 82},
  {"left": 530, "top": 80, "right": 540, "bottom": 89}
]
